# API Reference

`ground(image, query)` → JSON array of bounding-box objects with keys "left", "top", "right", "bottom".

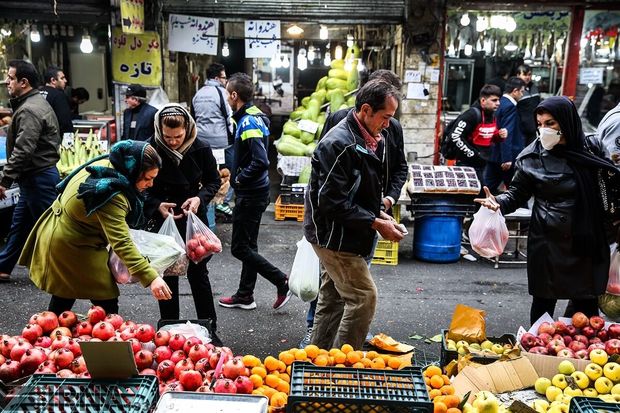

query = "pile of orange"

[{"left": 423, "top": 365, "right": 462, "bottom": 413}]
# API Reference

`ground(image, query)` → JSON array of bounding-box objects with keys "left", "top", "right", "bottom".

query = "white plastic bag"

[
  {"left": 158, "top": 321, "right": 212, "bottom": 344},
  {"left": 159, "top": 214, "right": 189, "bottom": 276},
  {"left": 607, "top": 245, "right": 620, "bottom": 295},
  {"left": 289, "top": 237, "right": 320, "bottom": 302},
  {"left": 468, "top": 207, "right": 510, "bottom": 258},
  {"left": 109, "top": 229, "right": 185, "bottom": 284},
  {"left": 148, "top": 87, "right": 170, "bottom": 109},
  {"left": 185, "top": 211, "right": 222, "bottom": 263}
]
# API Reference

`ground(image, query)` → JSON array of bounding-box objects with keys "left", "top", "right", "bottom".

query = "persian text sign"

[
  {"left": 168, "top": 14, "right": 219, "bottom": 55},
  {"left": 111, "top": 28, "right": 162, "bottom": 87},
  {"left": 245, "top": 20, "right": 280, "bottom": 58},
  {"left": 120, "top": 0, "right": 144, "bottom": 34}
]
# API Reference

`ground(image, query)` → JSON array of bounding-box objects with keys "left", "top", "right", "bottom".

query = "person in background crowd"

[
  {"left": 0, "top": 60, "right": 61, "bottom": 283},
  {"left": 121, "top": 84, "right": 157, "bottom": 141},
  {"left": 304, "top": 80, "right": 405, "bottom": 350},
  {"left": 485, "top": 77, "right": 526, "bottom": 194},
  {"left": 40, "top": 66, "right": 73, "bottom": 136},
  {"left": 595, "top": 100, "right": 620, "bottom": 165},
  {"left": 19, "top": 141, "right": 172, "bottom": 314},
  {"left": 69, "top": 87, "right": 90, "bottom": 119},
  {"left": 515, "top": 65, "right": 541, "bottom": 146},
  {"left": 475, "top": 96, "right": 619, "bottom": 324},
  {"left": 299, "top": 69, "right": 408, "bottom": 348},
  {"left": 144, "top": 104, "right": 223, "bottom": 346},
  {"left": 487, "top": 62, "right": 510, "bottom": 93},
  {"left": 218, "top": 73, "right": 291, "bottom": 311},
  {"left": 192, "top": 62, "right": 235, "bottom": 220}
]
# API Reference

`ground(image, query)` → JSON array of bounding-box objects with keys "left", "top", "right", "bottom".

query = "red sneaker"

[
  {"left": 218, "top": 294, "right": 257, "bottom": 310},
  {"left": 273, "top": 289, "right": 292, "bottom": 310}
]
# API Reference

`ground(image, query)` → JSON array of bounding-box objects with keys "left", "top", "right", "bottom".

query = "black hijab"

[{"left": 536, "top": 96, "right": 615, "bottom": 258}]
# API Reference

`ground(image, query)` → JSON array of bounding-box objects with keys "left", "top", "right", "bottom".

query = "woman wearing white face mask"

[{"left": 475, "top": 96, "right": 619, "bottom": 325}]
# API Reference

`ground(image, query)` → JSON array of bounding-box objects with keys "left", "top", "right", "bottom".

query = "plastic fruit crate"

[
  {"left": 392, "top": 204, "right": 401, "bottom": 223},
  {"left": 275, "top": 195, "right": 304, "bottom": 222},
  {"left": 2, "top": 374, "right": 158, "bottom": 412},
  {"left": 372, "top": 240, "right": 399, "bottom": 266},
  {"left": 287, "top": 361, "right": 433, "bottom": 413},
  {"left": 569, "top": 396, "right": 620, "bottom": 413},
  {"left": 440, "top": 329, "right": 517, "bottom": 367}
]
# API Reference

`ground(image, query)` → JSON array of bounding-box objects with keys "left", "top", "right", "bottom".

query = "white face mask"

[{"left": 537, "top": 127, "right": 562, "bottom": 150}]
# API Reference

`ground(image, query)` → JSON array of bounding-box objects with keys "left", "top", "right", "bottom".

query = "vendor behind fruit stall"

[{"left": 19, "top": 140, "right": 172, "bottom": 315}]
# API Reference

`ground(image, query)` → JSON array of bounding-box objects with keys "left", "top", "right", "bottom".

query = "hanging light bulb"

[
  {"left": 464, "top": 44, "right": 473, "bottom": 56},
  {"left": 460, "top": 13, "right": 470, "bottom": 27},
  {"left": 323, "top": 51, "right": 331, "bottom": 66},
  {"left": 0, "top": 28, "right": 11, "bottom": 37},
  {"left": 298, "top": 47, "right": 306, "bottom": 57},
  {"left": 476, "top": 16, "right": 488, "bottom": 32},
  {"left": 287, "top": 24, "right": 304, "bottom": 36},
  {"left": 282, "top": 54, "right": 290, "bottom": 69},
  {"left": 80, "top": 35, "right": 93, "bottom": 53},
  {"left": 503, "top": 41, "right": 518, "bottom": 52},
  {"left": 490, "top": 15, "right": 506, "bottom": 29},
  {"left": 298, "top": 55, "right": 308, "bottom": 70},
  {"left": 222, "top": 42, "right": 230, "bottom": 57},
  {"left": 320, "top": 25, "right": 328, "bottom": 40},
  {"left": 335, "top": 45, "right": 343, "bottom": 60},
  {"left": 504, "top": 16, "right": 517, "bottom": 33},
  {"left": 30, "top": 26, "right": 40, "bottom": 43},
  {"left": 307, "top": 45, "right": 315, "bottom": 61},
  {"left": 346, "top": 34, "right": 354, "bottom": 48},
  {"left": 357, "top": 58, "right": 365, "bottom": 72}
]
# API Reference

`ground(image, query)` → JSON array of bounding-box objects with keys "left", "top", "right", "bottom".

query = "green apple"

[
  {"left": 535, "top": 377, "right": 552, "bottom": 395},
  {"left": 558, "top": 360, "right": 576, "bottom": 375},
  {"left": 589, "top": 349, "right": 609, "bottom": 366},
  {"left": 585, "top": 363, "right": 604, "bottom": 381},
  {"left": 603, "top": 362, "right": 620, "bottom": 382},
  {"left": 570, "top": 371, "right": 590, "bottom": 390},
  {"left": 532, "top": 400, "right": 549, "bottom": 413},
  {"left": 458, "top": 346, "right": 468, "bottom": 355},
  {"left": 481, "top": 340, "right": 493, "bottom": 350},
  {"left": 612, "top": 383, "right": 620, "bottom": 395},
  {"left": 476, "top": 396, "right": 499, "bottom": 413},
  {"left": 563, "top": 387, "right": 583, "bottom": 397},
  {"left": 456, "top": 340, "right": 469, "bottom": 348},
  {"left": 463, "top": 403, "right": 478, "bottom": 413},
  {"left": 491, "top": 344, "right": 504, "bottom": 355},
  {"left": 595, "top": 376, "right": 614, "bottom": 394},
  {"left": 547, "top": 404, "right": 567, "bottom": 413},
  {"left": 546, "top": 385, "right": 563, "bottom": 402},
  {"left": 583, "top": 387, "right": 598, "bottom": 397},
  {"left": 600, "top": 394, "right": 620, "bottom": 403},
  {"left": 551, "top": 374, "right": 568, "bottom": 390},
  {"left": 469, "top": 343, "right": 482, "bottom": 351}
]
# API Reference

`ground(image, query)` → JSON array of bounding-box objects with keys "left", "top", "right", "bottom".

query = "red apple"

[
  {"left": 528, "top": 346, "right": 549, "bottom": 355},
  {"left": 566, "top": 325, "right": 577, "bottom": 336},
  {"left": 538, "top": 322, "right": 556, "bottom": 336},
  {"left": 574, "top": 349, "right": 589, "bottom": 359},
  {"left": 582, "top": 326, "right": 596, "bottom": 338},
  {"left": 557, "top": 348, "right": 576, "bottom": 358},
  {"left": 563, "top": 335, "right": 573, "bottom": 346},
  {"left": 590, "top": 316, "right": 606, "bottom": 330},
  {"left": 609, "top": 324, "right": 620, "bottom": 339},
  {"left": 547, "top": 338, "right": 566, "bottom": 355},
  {"left": 588, "top": 343, "right": 606, "bottom": 352},
  {"left": 574, "top": 335, "right": 589, "bottom": 345},
  {"left": 554, "top": 321, "right": 568, "bottom": 335},
  {"left": 590, "top": 337, "right": 603, "bottom": 344},
  {"left": 569, "top": 340, "right": 587, "bottom": 352},
  {"left": 520, "top": 333, "right": 538, "bottom": 350},
  {"left": 538, "top": 333, "right": 552, "bottom": 345},
  {"left": 572, "top": 312, "right": 589, "bottom": 329},
  {"left": 605, "top": 338, "right": 620, "bottom": 355},
  {"left": 597, "top": 330, "right": 609, "bottom": 342}
]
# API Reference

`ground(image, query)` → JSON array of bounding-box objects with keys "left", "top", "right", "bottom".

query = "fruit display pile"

[
  {"left": 445, "top": 337, "right": 518, "bottom": 357},
  {"left": 57, "top": 130, "right": 106, "bottom": 176},
  {"left": 520, "top": 312, "right": 620, "bottom": 359}
]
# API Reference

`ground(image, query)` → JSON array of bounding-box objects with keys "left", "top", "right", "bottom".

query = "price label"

[
  {"left": 62, "top": 133, "right": 75, "bottom": 148},
  {"left": 99, "top": 140, "right": 109, "bottom": 152},
  {"left": 298, "top": 119, "right": 319, "bottom": 134}
]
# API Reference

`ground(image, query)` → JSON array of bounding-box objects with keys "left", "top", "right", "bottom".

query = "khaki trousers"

[{"left": 310, "top": 245, "right": 378, "bottom": 350}]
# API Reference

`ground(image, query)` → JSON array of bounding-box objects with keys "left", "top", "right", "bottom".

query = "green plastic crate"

[{"left": 3, "top": 374, "right": 158, "bottom": 412}]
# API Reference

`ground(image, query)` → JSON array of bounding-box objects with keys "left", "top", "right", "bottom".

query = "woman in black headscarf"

[{"left": 476, "top": 96, "right": 618, "bottom": 324}]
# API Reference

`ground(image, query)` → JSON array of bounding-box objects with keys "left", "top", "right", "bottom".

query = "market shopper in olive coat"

[
  {"left": 19, "top": 141, "right": 172, "bottom": 315},
  {"left": 475, "top": 96, "right": 618, "bottom": 324}
]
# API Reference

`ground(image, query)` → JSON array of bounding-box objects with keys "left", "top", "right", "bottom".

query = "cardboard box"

[
  {"left": 452, "top": 357, "right": 539, "bottom": 401},
  {"left": 521, "top": 350, "right": 589, "bottom": 379},
  {"left": 80, "top": 341, "right": 138, "bottom": 379}
]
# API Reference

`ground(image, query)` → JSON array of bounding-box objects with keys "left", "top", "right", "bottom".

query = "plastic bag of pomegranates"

[
  {"left": 159, "top": 214, "right": 189, "bottom": 277},
  {"left": 468, "top": 207, "right": 509, "bottom": 258},
  {"left": 185, "top": 211, "right": 222, "bottom": 263},
  {"left": 607, "top": 245, "right": 620, "bottom": 296}
]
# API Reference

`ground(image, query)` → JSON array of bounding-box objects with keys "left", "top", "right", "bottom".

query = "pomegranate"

[
  {"left": 10, "top": 340, "right": 33, "bottom": 361},
  {"left": 188, "top": 344, "right": 209, "bottom": 363},
  {"left": 104, "top": 314, "right": 124, "bottom": 330},
  {"left": 87, "top": 306, "right": 106, "bottom": 324},
  {"left": 168, "top": 334, "right": 186, "bottom": 351},
  {"left": 0, "top": 354, "right": 5, "bottom": 366},
  {"left": 58, "top": 311, "right": 78, "bottom": 328},
  {"left": 135, "top": 324, "right": 156, "bottom": 343},
  {"left": 209, "top": 350, "right": 222, "bottom": 369},
  {"left": 157, "top": 360, "right": 175, "bottom": 380},
  {"left": 135, "top": 350, "right": 154, "bottom": 370},
  {"left": 196, "top": 385, "right": 213, "bottom": 393},
  {"left": 92, "top": 322, "right": 115, "bottom": 341},
  {"left": 50, "top": 327, "right": 72, "bottom": 338},
  {"left": 154, "top": 330, "right": 171, "bottom": 347},
  {"left": 20, "top": 348, "right": 47, "bottom": 375},
  {"left": 21, "top": 324, "right": 43, "bottom": 344},
  {"left": 76, "top": 321, "right": 93, "bottom": 337},
  {"left": 35, "top": 336, "right": 52, "bottom": 348},
  {"left": 50, "top": 335, "right": 70, "bottom": 351},
  {"left": 28, "top": 313, "right": 40, "bottom": 325},
  {"left": 119, "top": 327, "right": 136, "bottom": 341},
  {"left": 183, "top": 336, "right": 203, "bottom": 354},
  {"left": 55, "top": 348, "right": 75, "bottom": 369},
  {"left": 174, "top": 359, "right": 194, "bottom": 379},
  {"left": 0, "top": 360, "right": 22, "bottom": 382},
  {"left": 56, "top": 369, "right": 75, "bottom": 378},
  {"left": 213, "top": 378, "right": 237, "bottom": 393},
  {"left": 35, "top": 360, "right": 57, "bottom": 374},
  {"left": 235, "top": 375, "right": 254, "bottom": 394},
  {"left": 140, "top": 368, "right": 157, "bottom": 376},
  {"left": 107, "top": 337, "right": 123, "bottom": 342},
  {"left": 153, "top": 346, "right": 172, "bottom": 363},
  {"left": 128, "top": 338, "right": 142, "bottom": 354},
  {"left": 119, "top": 320, "right": 137, "bottom": 332},
  {"left": 170, "top": 350, "right": 187, "bottom": 364},
  {"left": 65, "top": 339, "right": 82, "bottom": 357},
  {"left": 204, "top": 369, "right": 217, "bottom": 384},
  {"left": 219, "top": 347, "right": 234, "bottom": 359},
  {"left": 164, "top": 381, "right": 184, "bottom": 392},
  {"left": 47, "top": 349, "right": 59, "bottom": 362},
  {"left": 36, "top": 311, "right": 59, "bottom": 334},
  {"left": 70, "top": 356, "right": 87, "bottom": 374},
  {"left": 194, "top": 358, "right": 210, "bottom": 374},
  {"left": 222, "top": 357, "right": 244, "bottom": 380},
  {"left": 179, "top": 369, "right": 203, "bottom": 391},
  {"left": 0, "top": 337, "right": 18, "bottom": 358}
]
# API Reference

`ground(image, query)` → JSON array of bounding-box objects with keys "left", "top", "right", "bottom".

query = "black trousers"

[
  {"left": 530, "top": 297, "right": 600, "bottom": 325},
  {"left": 231, "top": 194, "right": 287, "bottom": 297},
  {"left": 158, "top": 256, "right": 218, "bottom": 329},
  {"left": 48, "top": 295, "right": 119, "bottom": 316}
]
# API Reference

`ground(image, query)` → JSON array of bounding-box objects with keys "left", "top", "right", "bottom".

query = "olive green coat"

[{"left": 19, "top": 160, "right": 158, "bottom": 300}]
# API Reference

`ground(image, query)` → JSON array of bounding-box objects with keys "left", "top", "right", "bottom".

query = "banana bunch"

[{"left": 57, "top": 129, "right": 106, "bottom": 176}]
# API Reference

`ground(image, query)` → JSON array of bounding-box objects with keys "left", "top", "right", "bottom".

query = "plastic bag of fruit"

[
  {"left": 468, "top": 207, "right": 509, "bottom": 258},
  {"left": 185, "top": 211, "right": 222, "bottom": 263},
  {"left": 289, "top": 236, "right": 320, "bottom": 302},
  {"left": 159, "top": 214, "right": 189, "bottom": 276}
]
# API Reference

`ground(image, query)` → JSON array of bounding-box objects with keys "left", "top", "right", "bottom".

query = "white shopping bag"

[
  {"left": 289, "top": 237, "right": 320, "bottom": 302},
  {"left": 468, "top": 207, "right": 509, "bottom": 258}
]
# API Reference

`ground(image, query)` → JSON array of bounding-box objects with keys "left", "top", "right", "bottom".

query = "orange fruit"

[
  {"left": 441, "top": 374, "right": 451, "bottom": 385},
  {"left": 435, "top": 396, "right": 446, "bottom": 405},
  {"left": 366, "top": 351, "right": 379, "bottom": 360},
  {"left": 318, "top": 349, "right": 329, "bottom": 356},
  {"left": 328, "top": 356, "right": 335, "bottom": 366},
  {"left": 252, "top": 389, "right": 264, "bottom": 396},
  {"left": 371, "top": 358, "right": 386, "bottom": 369},
  {"left": 341, "top": 344, "right": 354, "bottom": 354},
  {"left": 333, "top": 351, "right": 347, "bottom": 364},
  {"left": 294, "top": 349, "right": 308, "bottom": 361},
  {"left": 264, "top": 356, "right": 279, "bottom": 372},
  {"left": 251, "top": 366, "right": 267, "bottom": 378},
  {"left": 242, "top": 355, "right": 261, "bottom": 368},
  {"left": 429, "top": 389, "right": 442, "bottom": 400},
  {"left": 424, "top": 377, "right": 431, "bottom": 385},
  {"left": 346, "top": 351, "right": 361, "bottom": 365},
  {"left": 270, "top": 391, "right": 288, "bottom": 408},
  {"left": 424, "top": 365, "right": 442, "bottom": 377},
  {"left": 441, "top": 385, "right": 455, "bottom": 395},
  {"left": 262, "top": 386, "right": 277, "bottom": 399},
  {"left": 277, "top": 360, "right": 287, "bottom": 372},
  {"left": 314, "top": 355, "right": 329, "bottom": 366},
  {"left": 361, "top": 357, "right": 373, "bottom": 368},
  {"left": 388, "top": 357, "right": 402, "bottom": 369},
  {"left": 430, "top": 375, "right": 444, "bottom": 389},
  {"left": 265, "top": 374, "right": 280, "bottom": 388},
  {"left": 328, "top": 348, "right": 340, "bottom": 357},
  {"left": 278, "top": 351, "right": 295, "bottom": 366},
  {"left": 276, "top": 379, "right": 290, "bottom": 393},
  {"left": 434, "top": 401, "right": 448, "bottom": 413},
  {"left": 447, "top": 408, "right": 462, "bottom": 413},
  {"left": 380, "top": 354, "right": 392, "bottom": 364},
  {"left": 335, "top": 363, "right": 346, "bottom": 368},
  {"left": 444, "top": 395, "right": 460, "bottom": 408},
  {"left": 286, "top": 365, "right": 292, "bottom": 375},
  {"left": 249, "top": 374, "right": 263, "bottom": 388},
  {"left": 352, "top": 362, "right": 365, "bottom": 368},
  {"left": 279, "top": 373, "right": 290, "bottom": 383},
  {"left": 304, "top": 345, "right": 320, "bottom": 359}
]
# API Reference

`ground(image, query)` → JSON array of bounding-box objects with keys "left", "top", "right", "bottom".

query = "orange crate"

[{"left": 275, "top": 195, "right": 304, "bottom": 222}]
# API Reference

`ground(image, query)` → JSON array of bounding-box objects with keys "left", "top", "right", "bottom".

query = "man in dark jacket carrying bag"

[{"left": 304, "top": 80, "right": 405, "bottom": 350}]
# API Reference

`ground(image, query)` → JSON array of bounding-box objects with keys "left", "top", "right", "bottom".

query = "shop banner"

[
  {"left": 168, "top": 14, "right": 219, "bottom": 55},
  {"left": 120, "top": 0, "right": 144, "bottom": 34},
  {"left": 245, "top": 20, "right": 280, "bottom": 58},
  {"left": 112, "top": 28, "right": 162, "bottom": 87}
]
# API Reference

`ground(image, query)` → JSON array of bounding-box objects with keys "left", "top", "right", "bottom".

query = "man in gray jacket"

[
  {"left": 0, "top": 60, "right": 61, "bottom": 282},
  {"left": 192, "top": 63, "right": 234, "bottom": 218},
  {"left": 596, "top": 101, "right": 620, "bottom": 165}
]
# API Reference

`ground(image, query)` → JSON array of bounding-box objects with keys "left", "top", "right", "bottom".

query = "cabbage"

[{"left": 599, "top": 293, "right": 620, "bottom": 321}]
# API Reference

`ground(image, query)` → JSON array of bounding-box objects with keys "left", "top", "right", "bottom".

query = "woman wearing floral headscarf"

[
  {"left": 144, "top": 104, "right": 222, "bottom": 344},
  {"left": 476, "top": 96, "right": 618, "bottom": 324},
  {"left": 19, "top": 140, "right": 172, "bottom": 315}
]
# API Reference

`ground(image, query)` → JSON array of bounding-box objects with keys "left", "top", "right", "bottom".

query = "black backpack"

[{"left": 440, "top": 107, "right": 481, "bottom": 160}]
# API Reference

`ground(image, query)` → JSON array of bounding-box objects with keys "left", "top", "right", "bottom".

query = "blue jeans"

[
  {"left": 224, "top": 146, "right": 234, "bottom": 205},
  {"left": 0, "top": 167, "right": 60, "bottom": 274}
]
